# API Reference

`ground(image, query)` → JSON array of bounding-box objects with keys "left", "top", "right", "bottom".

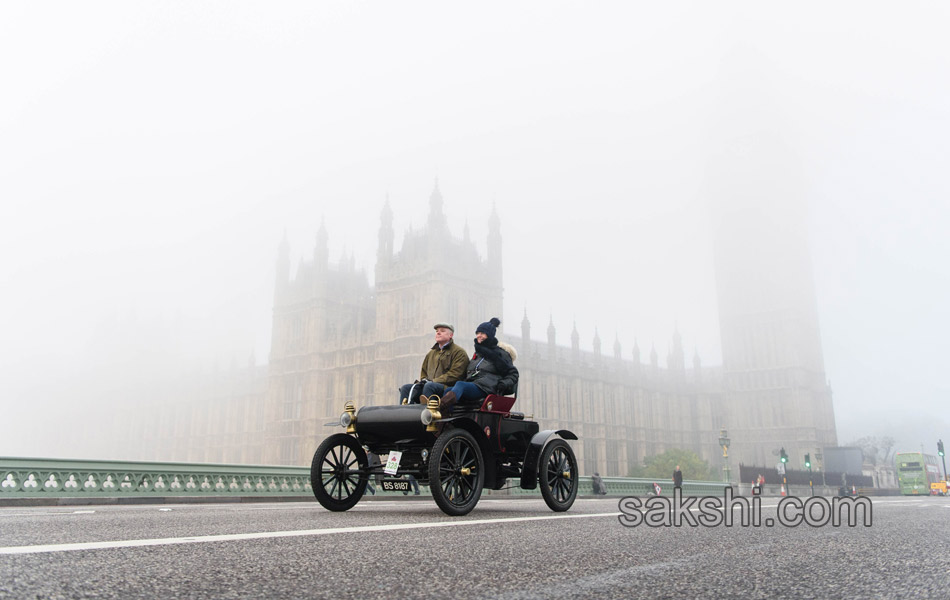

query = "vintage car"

[{"left": 310, "top": 395, "right": 579, "bottom": 516}]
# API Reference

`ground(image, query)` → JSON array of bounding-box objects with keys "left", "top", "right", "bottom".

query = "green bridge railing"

[
  {"left": 0, "top": 457, "right": 313, "bottom": 499},
  {"left": 1, "top": 457, "right": 730, "bottom": 501}
]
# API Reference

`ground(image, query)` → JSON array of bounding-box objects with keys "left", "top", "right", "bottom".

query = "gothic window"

[
  {"left": 365, "top": 371, "right": 374, "bottom": 402},
  {"left": 280, "top": 439, "right": 297, "bottom": 463},
  {"left": 445, "top": 295, "right": 459, "bottom": 331},
  {"left": 399, "top": 294, "right": 420, "bottom": 332},
  {"left": 282, "top": 382, "right": 302, "bottom": 420},
  {"left": 585, "top": 441, "right": 599, "bottom": 475},
  {"left": 291, "top": 314, "right": 304, "bottom": 349}
]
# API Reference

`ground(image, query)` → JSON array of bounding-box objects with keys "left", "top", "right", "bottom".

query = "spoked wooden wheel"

[
  {"left": 311, "top": 433, "right": 369, "bottom": 511},
  {"left": 428, "top": 428, "right": 484, "bottom": 516},
  {"left": 539, "top": 438, "right": 578, "bottom": 512}
]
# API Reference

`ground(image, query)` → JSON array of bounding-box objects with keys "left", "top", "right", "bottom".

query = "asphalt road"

[{"left": 1, "top": 495, "right": 948, "bottom": 599}]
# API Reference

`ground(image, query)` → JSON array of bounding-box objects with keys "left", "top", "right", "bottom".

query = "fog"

[{"left": 2, "top": 2, "right": 948, "bottom": 459}]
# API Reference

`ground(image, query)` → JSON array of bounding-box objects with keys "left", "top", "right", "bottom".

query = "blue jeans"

[
  {"left": 398, "top": 381, "right": 447, "bottom": 404},
  {"left": 446, "top": 381, "right": 486, "bottom": 407}
]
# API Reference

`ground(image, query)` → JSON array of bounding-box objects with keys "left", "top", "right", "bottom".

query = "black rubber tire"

[
  {"left": 429, "top": 428, "right": 484, "bottom": 516},
  {"left": 539, "top": 438, "right": 578, "bottom": 512},
  {"left": 311, "top": 433, "right": 368, "bottom": 512}
]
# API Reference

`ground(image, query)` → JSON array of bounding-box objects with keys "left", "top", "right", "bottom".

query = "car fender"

[
  {"left": 520, "top": 429, "right": 578, "bottom": 490},
  {"left": 440, "top": 417, "right": 497, "bottom": 485}
]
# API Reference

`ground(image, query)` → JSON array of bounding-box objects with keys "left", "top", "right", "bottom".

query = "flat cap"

[{"left": 433, "top": 323, "right": 455, "bottom": 332}]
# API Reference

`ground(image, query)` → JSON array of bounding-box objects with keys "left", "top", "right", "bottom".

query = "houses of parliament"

[{"left": 121, "top": 181, "right": 838, "bottom": 476}]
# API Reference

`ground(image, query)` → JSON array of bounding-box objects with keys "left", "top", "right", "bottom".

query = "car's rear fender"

[{"left": 519, "top": 430, "right": 578, "bottom": 490}]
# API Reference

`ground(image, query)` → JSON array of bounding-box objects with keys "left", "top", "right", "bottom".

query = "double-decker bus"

[{"left": 895, "top": 452, "right": 942, "bottom": 495}]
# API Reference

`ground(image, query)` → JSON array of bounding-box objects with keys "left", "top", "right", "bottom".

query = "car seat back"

[{"left": 480, "top": 394, "right": 516, "bottom": 414}]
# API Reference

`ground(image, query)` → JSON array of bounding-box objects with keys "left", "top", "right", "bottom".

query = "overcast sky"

[{"left": 2, "top": 2, "right": 948, "bottom": 458}]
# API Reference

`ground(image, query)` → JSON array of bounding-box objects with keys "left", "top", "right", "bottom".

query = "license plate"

[{"left": 381, "top": 479, "right": 411, "bottom": 492}]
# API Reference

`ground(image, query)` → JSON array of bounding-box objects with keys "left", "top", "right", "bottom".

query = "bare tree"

[{"left": 847, "top": 435, "right": 897, "bottom": 466}]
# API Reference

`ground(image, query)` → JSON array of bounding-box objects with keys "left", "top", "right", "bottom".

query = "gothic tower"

[
  {"left": 372, "top": 180, "right": 503, "bottom": 406},
  {"left": 265, "top": 213, "right": 374, "bottom": 464},
  {"left": 707, "top": 49, "right": 837, "bottom": 466}
]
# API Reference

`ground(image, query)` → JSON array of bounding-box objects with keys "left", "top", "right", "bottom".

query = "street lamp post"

[
  {"left": 939, "top": 440, "right": 947, "bottom": 483},
  {"left": 779, "top": 447, "right": 789, "bottom": 494},
  {"left": 719, "top": 428, "right": 731, "bottom": 484},
  {"left": 805, "top": 453, "right": 813, "bottom": 497}
]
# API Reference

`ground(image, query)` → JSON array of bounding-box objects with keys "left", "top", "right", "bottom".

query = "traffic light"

[
  {"left": 939, "top": 440, "right": 945, "bottom": 457},
  {"left": 804, "top": 453, "right": 811, "bottom": 469},
  {"left": 780, "top": 447, "right": 788, "bottom": 464}
]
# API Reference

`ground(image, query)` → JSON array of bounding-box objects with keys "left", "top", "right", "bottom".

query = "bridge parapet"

[
  {"left": 0, "top": 457, "right": 312, "bottom": 499},
  {"left": 2, "top": 457, "right": 732, "bottom": 502}
]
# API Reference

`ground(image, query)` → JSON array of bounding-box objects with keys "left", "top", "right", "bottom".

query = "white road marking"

[
  {"left": 0, "top": 511, "right": 621, "bottom": 555},
  {"left": 0, "top": 511, "right": 98, "bottom": 518}
]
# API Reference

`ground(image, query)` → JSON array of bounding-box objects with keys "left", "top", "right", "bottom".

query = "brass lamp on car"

[
  {"left": 420, "top": 396, "right": 442, "bottom": 432},
  {"left": 340, "top": 400, "right": 357, "bottom": 434}
]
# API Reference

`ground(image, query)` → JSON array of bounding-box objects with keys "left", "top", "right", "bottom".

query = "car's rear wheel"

[
  {"left": 311, "top": 433, "right": 368, "bottom": 511},
  {"left": 539, "top": 438, "right": 578, "bottom": 512},
  {"left": 429, "top": 428, "right": 484, "bottom": 516}
]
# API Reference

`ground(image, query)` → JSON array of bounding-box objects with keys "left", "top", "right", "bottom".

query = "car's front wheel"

[
  {"left": 311, "top": 433, "right": 368, "bottom": 511},
  {"left": 429, "top": 427, "right": 484, "bottom": 516}
]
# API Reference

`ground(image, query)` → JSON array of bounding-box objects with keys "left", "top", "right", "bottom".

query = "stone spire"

[
  {"left": 571, "top": 320, "right": 580, "bottom": 361},
  {"left": 521, "top": 307, "right": 531, "bottom": 345},
  {"left": 670, "top": 324, "right": 685, "bottom": 374},
  {"left": 275, "top": 230, "right": 290, "bottom": 302},
  {"left": 314, "top": 216, "right": 329, "bottom": 269},
  {"left": 428, "top": 178, "right": 446, "bottom": 230},
  {"left": 377, "top": 197, "right": 394, "bottom": 264}
]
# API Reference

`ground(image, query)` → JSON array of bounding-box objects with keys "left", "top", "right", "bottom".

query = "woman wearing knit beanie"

[{"left": 438, "top": 317, "right": 519, "bottom": 412}]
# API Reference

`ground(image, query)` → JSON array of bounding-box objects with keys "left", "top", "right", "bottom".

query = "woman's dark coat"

[{"left": 464, "top": 338, "right": 519, "bottom": 396}]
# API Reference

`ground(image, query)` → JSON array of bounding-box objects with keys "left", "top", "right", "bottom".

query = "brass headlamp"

[
  {"left": 340, "top": 400, "right": 357, "bottom": 433},
  {"left": 420, "top": 396, "right": 442, "bottom": 432}
]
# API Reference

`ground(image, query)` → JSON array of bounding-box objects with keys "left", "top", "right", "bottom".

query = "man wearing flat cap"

[{"left": 398, "top": 323, "right": 469, "bottom": 404}]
